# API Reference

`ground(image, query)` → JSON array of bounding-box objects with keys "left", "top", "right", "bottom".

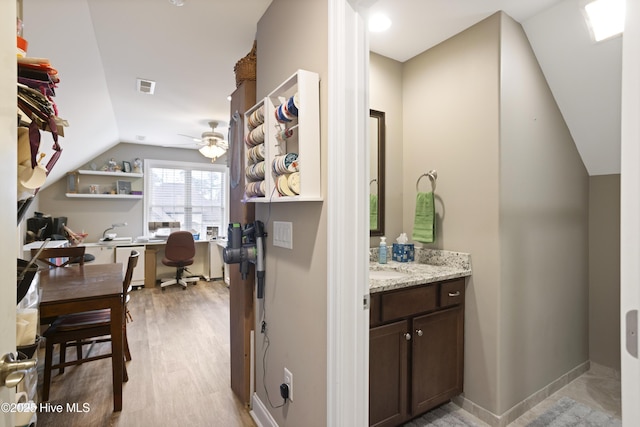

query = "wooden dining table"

[{"left": 39, "top": 263, "right": 125, "bottom": 412}]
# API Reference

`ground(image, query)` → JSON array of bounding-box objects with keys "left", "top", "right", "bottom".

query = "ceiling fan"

[{"left": 177, "top": 121, "right": 229, "bottom": 161}]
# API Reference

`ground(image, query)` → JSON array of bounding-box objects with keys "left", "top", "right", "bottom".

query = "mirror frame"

[{"left": 370, "top": 109, "right": 385, "bottom": 237}]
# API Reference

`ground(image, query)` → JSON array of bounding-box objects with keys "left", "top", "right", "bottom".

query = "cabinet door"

[
  {"left": 369, "top": 320, "right": 409, "bottom": 427},
  {"left": 411, "top": 307, "right": 464, "bottom": 415},
  {"left": 84, "top": 245, "right": 114, "bottom": 264},
  {"left": 115, "top": 246, "right": 145, "bottom": 287}
]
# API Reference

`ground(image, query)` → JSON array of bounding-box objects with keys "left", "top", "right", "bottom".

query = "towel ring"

[{"left": 416, "top": 170, "right": 437, "bottom": 192}]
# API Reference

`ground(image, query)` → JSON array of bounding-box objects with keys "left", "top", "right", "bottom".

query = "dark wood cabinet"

[
  {"left": 369, "top": 320, "right": 409, "bottom": 427},
  {"left": 369, "top": 278, "right": 465, "bottom": 427}
]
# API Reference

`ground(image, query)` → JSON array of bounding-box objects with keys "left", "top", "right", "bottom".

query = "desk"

[{"left": 39, "top": 263, "right": 124, "bottom": 412}]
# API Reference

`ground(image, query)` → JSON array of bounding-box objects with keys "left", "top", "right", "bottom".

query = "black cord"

[
  {"left": 261, "top": 297, "right": 286, "bottom": 408},
  {"left": 258, "top": 185, "right": 285, "bottom": 408}
]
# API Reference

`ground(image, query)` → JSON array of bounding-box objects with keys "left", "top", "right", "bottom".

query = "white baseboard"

[{"left": 250, "top": 393, "right": 279, "bottom": 427}]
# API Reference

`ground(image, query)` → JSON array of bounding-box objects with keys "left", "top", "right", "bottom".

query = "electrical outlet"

[{"left": 284, "top": 367, "right": 293, "bottom": 402}]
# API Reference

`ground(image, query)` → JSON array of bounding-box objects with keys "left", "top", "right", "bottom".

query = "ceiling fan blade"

[{"left": 178, "top": 133, "right": 202, "bottom": 142}]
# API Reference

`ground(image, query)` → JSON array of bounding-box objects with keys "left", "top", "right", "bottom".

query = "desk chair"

[
  {"left": 31, "top": 246, "right": 86, "bottom": 268},
  {"left": 161, "top": 231, "right": 198, "bottom": 290},
  {"left": 42, "top": 250, "right": 139, "bottom": 402}
]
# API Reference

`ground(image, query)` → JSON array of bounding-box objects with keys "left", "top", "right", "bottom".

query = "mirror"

[{"left": 369, "top": 109, "right": 385, "bottom": 236}]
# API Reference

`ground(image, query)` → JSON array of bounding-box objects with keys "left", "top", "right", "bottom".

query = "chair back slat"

[{"left": 31, "top": 246, "right": 86, "bottom": 268}]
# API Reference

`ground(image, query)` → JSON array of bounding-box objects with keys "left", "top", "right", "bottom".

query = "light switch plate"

[{"left": 273, "top": 221, "right": 293, "bottom": 249}]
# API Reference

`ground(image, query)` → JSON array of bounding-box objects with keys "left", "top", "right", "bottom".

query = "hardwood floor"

[{"left": 35, "top": 280, "right": 256, "bottom": 427}]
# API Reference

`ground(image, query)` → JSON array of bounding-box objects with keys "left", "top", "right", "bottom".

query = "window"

[{"left": 144, "top": 159, "right": 228, "bottom": 238}]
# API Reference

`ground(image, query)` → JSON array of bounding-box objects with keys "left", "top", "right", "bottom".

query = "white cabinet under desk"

[
  {"left": 83, "top": 244, "right": 116, "bottom": 264},
  {"left": 115, "top": 246, "right": 146, "bottom": 287}
]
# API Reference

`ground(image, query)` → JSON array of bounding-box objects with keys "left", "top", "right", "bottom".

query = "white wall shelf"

[
  {"left": 244, "top": 69, "right": 322, "bottom": 203},
  {"left": 76, "top": 170, "right": 144, "bottom": 178},
  {"left": 66, "top": 169, "right": 144, "bottom": 198},
  {"left": 64, "top": 193, "right": 143, "bottom": 199}
]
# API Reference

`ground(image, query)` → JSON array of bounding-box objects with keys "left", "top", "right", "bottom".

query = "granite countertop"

[{"left": 369, "top": 248, "right": 472, "bottom": 293}]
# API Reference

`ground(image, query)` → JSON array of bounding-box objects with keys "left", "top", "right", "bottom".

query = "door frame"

[
  {"left": 620, "top": 0, "right": 640, "bottom": 424},
  {"left": 1, "top": 1, "right": 18, "bottom": 426},
  {"left": 327, "top": 0, "right": 374, "bottom": 426}
]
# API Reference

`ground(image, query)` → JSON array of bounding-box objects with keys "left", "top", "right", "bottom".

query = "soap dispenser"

[{"left": 379, "top": 236, "right": 388, "bottom": 264}]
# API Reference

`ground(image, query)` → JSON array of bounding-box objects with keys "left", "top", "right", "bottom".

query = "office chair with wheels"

[
  {"left": 161, "top": 231, "right": 198, "bottom": 290},
  {"left": 42, "top": 250, "right": 139, "bottom": 402}
]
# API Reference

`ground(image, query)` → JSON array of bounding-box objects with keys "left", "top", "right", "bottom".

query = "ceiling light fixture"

[
  {"left": 369, "top": 13, "right": 392, "bottom": 33},
  {"left": 584, "top": 0, "right": 625, "bottom": 42},
  {"left": 169, "top": 0, "right": 185, "bottom": 6},
  {"left": 199, "top": 143, "right": 227, "bottom": 162}
]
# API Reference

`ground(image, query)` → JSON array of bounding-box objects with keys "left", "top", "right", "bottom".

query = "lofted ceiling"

[{"left": 21, "top": 0, "right": 620, "bottom": 191}]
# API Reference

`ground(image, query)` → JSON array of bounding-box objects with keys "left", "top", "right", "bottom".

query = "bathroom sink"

[{"left": 369, "top": 270, "right": 410, "bottom": 280}]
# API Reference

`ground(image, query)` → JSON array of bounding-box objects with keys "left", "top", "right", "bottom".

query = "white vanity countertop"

[{"left": 369, "top": 248, "right": 472, "bottom": 294}]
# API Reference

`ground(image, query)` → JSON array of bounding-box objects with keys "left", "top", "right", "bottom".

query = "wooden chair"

[
  {"left": 42, "top": 250, "right": 139, "bottom": 402},
  {"left": 34, "top": 246, "right": 86, "bottom": 327},
  {"left": 31, "top": 246, "right": 86, "bottom": 268}
]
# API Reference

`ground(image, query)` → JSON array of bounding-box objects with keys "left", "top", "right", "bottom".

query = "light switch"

[{"left": 273, "top": 221, "right": 293, "bottom": 249}]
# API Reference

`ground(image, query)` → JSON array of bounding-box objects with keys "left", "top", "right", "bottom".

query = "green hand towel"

[
  {"left": 412, "top": 192, "right": 435, "bottom": 243},
  {"left": 370, "top": 194, "right": 378, "bottom": 229}
]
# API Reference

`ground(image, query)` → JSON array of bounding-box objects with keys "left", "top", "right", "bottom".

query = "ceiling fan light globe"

[{"left": 199, "top": 144, "right": 226, "bottom": 159}]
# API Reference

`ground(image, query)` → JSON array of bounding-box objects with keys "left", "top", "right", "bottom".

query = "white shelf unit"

[
  {"left": 66, "top": 170, "right": 144, "bottom": 199},
  {"left": 244, "top": 69, "right": 321, "bottom": 203}
]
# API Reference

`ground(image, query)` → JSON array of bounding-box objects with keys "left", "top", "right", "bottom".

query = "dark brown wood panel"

[
  {"left": 228, "top": 80, "right": 256, "bottom": 407},
  {"left": 370, "top": 293, "right": 381, "bottom": 326},
  {"left": 381, "top": 285, "right": 437, "bottom": 322},
  {"left": 411, "top": 307, "right": 464, "bottom": 415},
  {"left": 439, "top": 278, "right": 465, "bottom": 308},
  {"left": 369, "top": 320, "right": 409, "bottom": 427}
]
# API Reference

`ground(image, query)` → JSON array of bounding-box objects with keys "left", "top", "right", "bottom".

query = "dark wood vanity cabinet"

[{"left": 369, "top": 278, "right": 465, "bottom": 427}]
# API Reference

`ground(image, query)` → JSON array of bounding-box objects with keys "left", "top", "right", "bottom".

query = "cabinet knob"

[
  {"left": 415, "top": 329, "right": 423, "bottom": 337},
  {"left": 404, "top": 333, "right": 412, "bottom": 341},
  {"left": 448, "top": 291, "right": 461, "bottom": 297}
]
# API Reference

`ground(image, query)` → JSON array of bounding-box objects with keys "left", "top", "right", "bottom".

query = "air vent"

[{"left": 136, "top": 78, "right": 156, "bottom": 95}]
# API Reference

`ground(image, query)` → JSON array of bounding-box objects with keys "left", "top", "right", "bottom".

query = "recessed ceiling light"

[
  {"left": 584, "top": 0, "right": 625, "bottom": 42},
  {"left": 369, "top": 13, "right": 391, "bottom": 33},
  {"left": 169, "top": 0, "right": 185, "bottom": 6},
  {"left": 227, "top": 95, "right": 232, "bottom": 101}
]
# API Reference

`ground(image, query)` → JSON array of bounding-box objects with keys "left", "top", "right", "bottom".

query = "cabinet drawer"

[
  {"left": 381, "top": 285, "right": 437, "bottom": 322},
  {"left": 439, "top": 279, "right": 465, "bottom": 308}
]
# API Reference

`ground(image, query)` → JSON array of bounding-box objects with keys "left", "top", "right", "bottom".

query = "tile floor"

[{"left": 423, "top": 363, "right": 621, "bottom": 426}]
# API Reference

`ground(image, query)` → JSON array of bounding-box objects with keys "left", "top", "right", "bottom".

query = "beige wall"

[
  {"left": 401, "top": 12, "right": 590, "bottom": 416},
  {"left": 402, "top": 13, "right": 503, "bottom": 413},
  {"left": 498, "top": 13, "right": 589, "bottom": 413},
  {"left": 37, "top": 143, "right": 215, "bottom": 241},
  {"left": 369, "top": 52, "right": 403, "bottom": 246},
  {"left": 255, "top": 0, "right": 328, "bottom": 425},
  {"left": 589, "top": 174, "right": 621, "bottom": 370}
]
